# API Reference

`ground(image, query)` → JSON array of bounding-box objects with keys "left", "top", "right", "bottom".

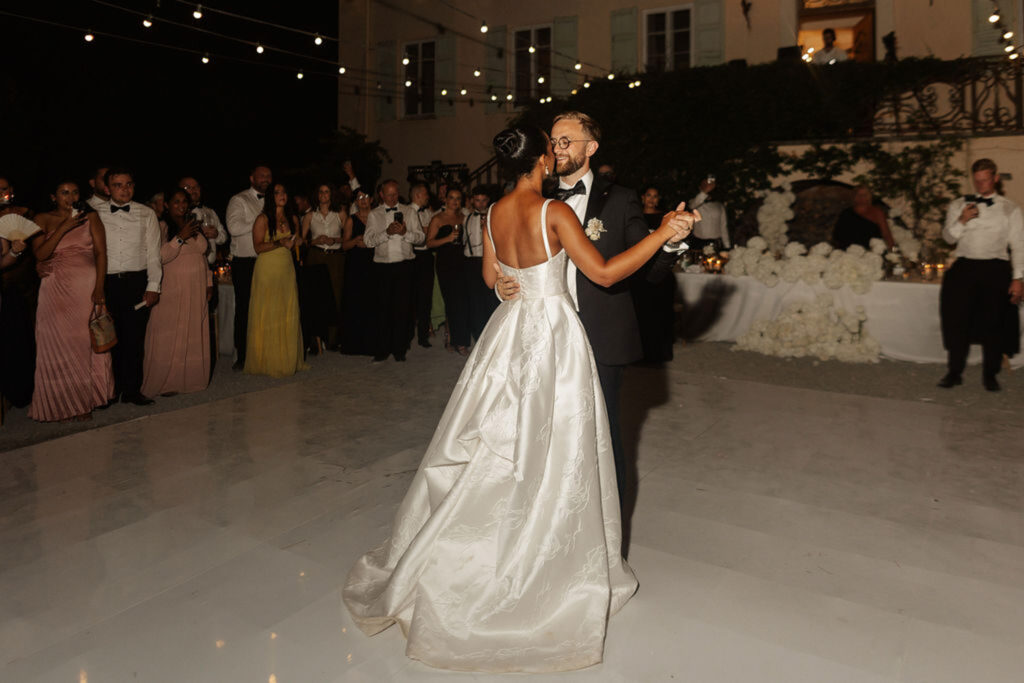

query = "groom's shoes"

[
  {"left": 983, "top": 375, "right": 1001, "bottom": 392},
  {"left": 937, "top": 373, "right": 962, "bottom": 388}
]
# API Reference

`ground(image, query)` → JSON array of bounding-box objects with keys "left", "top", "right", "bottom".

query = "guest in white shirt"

[
  {"left": 86, "top": 165, "right": 110, "bottom": 212},
  {"left": 688, "top": 176, "right": 730, "bottom": 249},
  {"left": 301, "top": 183, "right": 347, "bottom": 351},
  {"left": 180, "top": 176, "right": 227, "bottom": 265},
  {"left": 363, "top": 179, "right": 423, "bottom": 362},
  {"left": 99, "top": 167, "right": 162, "bottom": 406},
  {"left": 811, "top": 28, "right": 849, "bottom": 65},
  {"left": 463, "top": 185, "right": 497, "bottom": 340},
  {"left": 408, "top": 182, "right": 437, "bottom": 348},
  {"left": 225, "top": 164, "right": 272, "bottom": 369},
  {"left": 939, "top": 158, "right": 1024, "bottom": 391}
]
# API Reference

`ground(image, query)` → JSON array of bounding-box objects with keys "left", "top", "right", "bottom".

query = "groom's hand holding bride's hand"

[
  {"left": 494, "top": 263, "right": 520, "bottom": 301},
  {"left": 659, "top": 201, "right": 701, "bottom": 243}
]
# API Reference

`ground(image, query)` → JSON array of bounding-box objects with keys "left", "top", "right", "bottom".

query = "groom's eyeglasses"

[{"left": 552, "top": 137, "right": 592, "bottom": 150}]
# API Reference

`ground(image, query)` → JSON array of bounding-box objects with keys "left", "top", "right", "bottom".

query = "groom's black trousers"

[{"left": 596, "top": 362, "right": 626, "bottom": 504}]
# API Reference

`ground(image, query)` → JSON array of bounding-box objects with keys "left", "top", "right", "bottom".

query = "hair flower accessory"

[{"left": 585, "top": 218, "right": 606, "bottom": 241}]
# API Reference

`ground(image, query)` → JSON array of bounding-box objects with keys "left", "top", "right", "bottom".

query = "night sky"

[{"left": 1, "top": 0, "right": 341, "bottom": 213}]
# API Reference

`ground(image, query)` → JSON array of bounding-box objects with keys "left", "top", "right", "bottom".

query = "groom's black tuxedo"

[{"left": 566, "top": 175, "right": 677, "bottom": 365}]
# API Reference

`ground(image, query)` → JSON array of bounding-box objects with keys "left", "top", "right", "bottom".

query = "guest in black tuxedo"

[
  {"left": 939, "top": 158, "right": 1024, "bottom": 392},
  {"left": 498, "top": 111, "right": 691, "bottom": 515},
  {"left": 463, "top": 186, "right": 498, "bottom": 341},
  {"left": 409, "top": 182, "right": 435, "bottom": 348}
]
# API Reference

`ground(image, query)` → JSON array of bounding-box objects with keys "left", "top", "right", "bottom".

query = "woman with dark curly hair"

[{"left": 344, "top": 125, "right": 697, "bottom": 673}]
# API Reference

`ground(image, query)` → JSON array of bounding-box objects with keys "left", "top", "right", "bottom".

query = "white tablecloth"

[{"left": 675, "top": 273, "right": 1024, "bottom": 366}]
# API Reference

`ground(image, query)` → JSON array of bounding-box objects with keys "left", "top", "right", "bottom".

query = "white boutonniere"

[{"left": 585, "top": 218, "right": 606, "bottom": 241}]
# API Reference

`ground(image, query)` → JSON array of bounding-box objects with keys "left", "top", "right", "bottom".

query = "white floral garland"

[
  {"left": 722, "top": 185, "right": 923, "bottom": 294},
  {"left": 734, "top": 293, "right": 881, "bottom": 363}
]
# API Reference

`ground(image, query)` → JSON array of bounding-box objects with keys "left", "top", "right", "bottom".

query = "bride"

[{"left": 343, "top": 125, "right": 696, "bottom": 673}]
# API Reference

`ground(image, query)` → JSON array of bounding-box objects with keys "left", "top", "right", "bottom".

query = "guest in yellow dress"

[{"left": 244, "top": 183, "right": 308, "bottom": 378}]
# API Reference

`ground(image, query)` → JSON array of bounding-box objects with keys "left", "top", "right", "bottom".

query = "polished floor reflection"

[{"left": 2, "top": 352, "right": 1022, "bottom": 682}]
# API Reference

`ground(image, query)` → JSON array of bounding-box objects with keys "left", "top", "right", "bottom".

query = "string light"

[
  {"left": 989, "top": 8, "right": 1000, "bottom": 24},
  {"left": 338, "top": 66, "right": 346, "bottom": 74},
  {"left": 1006, "top": 44, "right": 1015, "bottom": 52},
  {"left": 583, "top": 81, "right": 591, "bottom": 88},
  {"left": 201, "top": 52, "right": 210, "bottom": 64},
  {"left": 607, "top": 73, "right": 615, "bottom": 80},
  {"left": 570, "top": 88, "right": 578, "bottom": 95},
  {"left": 1011, "top": 52, "right": 1020, "bottom": 60},
  {"left": 193, "top": 4, "right": 203, "bottom": 20},
  {"left": 314, "top": 34, "right": 323, "bottom": 46},
  {"left": 490, "top": 94, "right": 497, "bottom": 101},
  {"left": 255, "top": 43, "right": 264, "bottom": 54},
  {"left": 404, "top": 79, "right": 412, "bottom": 87},
  {"left": 1004, "top": 30, "right": 1015, "bottom": 41},
  {"left": 506, "top": 92, "right": 513, "bottom": 101},
  {"left": 440, "top": 88, "right": 448, "bottom": 96},
  {"left": 473, "top": 69, "right": 481, "bottom": 77},
  {"left": 84, "top": 30, "right": 95, "bottom": 42},
  {"left": 459, "top": 88, "right": 467, "bottom": 95},
  {"left": 142, "top": 15, "right": 153, "bottom": 28},
  {"left": 297, "top": 71, "right": 304, "bottom": 79},
  {"left": 402, "top": 56, "right": 410, "bottom": 65},
  {"left": 537, "top": 75, "right": 544, "bottom": 84},
  {"left": 574, "top": 62, "right": 582, "bottom": 70},
  {"left": 480, "top": 20, "right": 488, "bottom": 34},
  {"left": 528, "top": 45, "right": 536, "bottom": 54}
]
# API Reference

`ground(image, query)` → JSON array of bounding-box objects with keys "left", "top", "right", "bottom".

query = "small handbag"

[{"left": 89, "top": 305, "right": 117, "bottom": 353}]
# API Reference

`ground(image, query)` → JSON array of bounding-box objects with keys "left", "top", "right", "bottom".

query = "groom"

[{"left": 498, "top": 110, "right": 687, "bottom": 516}]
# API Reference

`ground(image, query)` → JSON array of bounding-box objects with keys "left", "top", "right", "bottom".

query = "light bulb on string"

[
  {"left": 528, "top": 45, "right": 536, "bottom": 54},
  {"left": 460, "top": 88, "right": 467, "bottom": 96},
  {"left": 440, "top": 88, "right": 448, "bottom": 96},
  {"left": 583, "top": 81, "right": 590, "bottom": 88},
  {"left": 1005, "top": 31, "right": 1015, "bottom": 41},
  {"left": 1006, "top": 44, "right": 1015, "bottom": 52},
  {"left": 571, "top": 88, "right": 578, "bottom": 95},
  {"left": 297, "top": 71, "right": 304, "bottom": 80},
  {"left": 473, "top": 69, "right": 481, "bottom": 77},
  {"left": 607, "top": 73, "right": 615, "bottom": 80},
  {"left": 84, "top": 31, "right": 95, "bottom": 42},
  {"left": 480, "top": 20, "right": 488, "bottom": 34},
  {"left": 506, "top": 92, "right": 513, "bottom": 101},
  {"left": 990, "top": 9, "right": 1000, "bottom": 24},
  {"left": 537, "top": 76, "right": 544, "bottom": 84},
  {"left": 1011, "top": 51, "right": 1020, "bottom": 60},
  {"left": 142, "top": 16, "right": 153, "bottom": 28},
  {"left": 314, "top": 34, "right": 323, "bottom": 46},
  {"left": 338, "top": 66, "right": 346, "bottom": 74},
  {"left": 255, "top": 44, "right": 264, "bottom": 54},
  {"left": 402, "top": 56, "right": 410, "bottom": 65},
  {"left": 193, "top": 4, "right": 203, "bottom": 20},
  {"left": 404, "top": 79, "right": 412, "bottom": 87},
  {"left": 201, "top": 53, "right": 210, "bottom": 64},
  {"left": 628, "top": 82, "right": 635, "bottom": 89},
  {"left": 490, "top": 94, "right": 497, "bottom": 101},
  {"left": 574, "top": 62, "right": 582, "bottom": 70}
]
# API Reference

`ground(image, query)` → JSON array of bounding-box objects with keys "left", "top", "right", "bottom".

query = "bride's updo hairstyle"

[{"left": 493, "top": 125, "right": 549, "bottom": 178}]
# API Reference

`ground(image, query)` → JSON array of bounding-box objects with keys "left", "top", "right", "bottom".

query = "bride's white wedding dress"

[{"left": 343, "top": 199, "right": 637, "bottom": 673}]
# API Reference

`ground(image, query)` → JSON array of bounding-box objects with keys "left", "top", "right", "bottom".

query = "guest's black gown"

[
  {"left": 832, "top": 208, "right": 882, "bottom": 250},
  {"left": 630, "top": 212, "right": 676, "bottom": 363},
  {"left": 435, "top": 226, "right": 470, "bottom": 348},
  {"left": 340, "top": 215, "right": 377, "bottom": 356}
]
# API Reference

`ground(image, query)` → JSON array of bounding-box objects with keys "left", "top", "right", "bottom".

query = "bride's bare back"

[{"left": 486, "top": 191, "right": 563, "bottom": 270}]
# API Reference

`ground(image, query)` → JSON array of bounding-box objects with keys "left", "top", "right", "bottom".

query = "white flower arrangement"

[
  {"left": 755, "top": 185, "right": 796, "bottom": 253},
  {"left": 584, "top": 218, "right": 606, "bottom": 241},
  {"left": 725, "top": 239, "right": 884, "bottom": 293},
  {"left": 702, "top": 243, "right": 717, "bottom": 256},
  {"left": 734, "top": 293, "right": 881, "bottom": 363}
]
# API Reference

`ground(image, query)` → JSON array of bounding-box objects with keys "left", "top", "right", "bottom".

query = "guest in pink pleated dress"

[
  {"left": 28, "top": 181, "right": 114, "bottom": 422},
  {"left": 141, "top": 188, "right": 212, "bottom": 397}
]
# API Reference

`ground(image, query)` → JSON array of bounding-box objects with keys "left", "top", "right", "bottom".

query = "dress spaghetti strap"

[
  {"left": 485, "top": 205, "right": 495, "bottom": 250},
  {"left": 540, "top": 198, "right": 553, "bottom": 260}
]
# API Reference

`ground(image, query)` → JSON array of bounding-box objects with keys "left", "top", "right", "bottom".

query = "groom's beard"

[{"left": 555, "top": 152, "right": 585, "bottom": 178}]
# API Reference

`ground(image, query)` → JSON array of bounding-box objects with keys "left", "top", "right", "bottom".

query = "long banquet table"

[{"left": 674, "top": 272, "right": 1024, "bottom": 367}]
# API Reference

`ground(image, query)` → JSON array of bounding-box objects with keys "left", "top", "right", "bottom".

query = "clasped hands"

[{"left": 386, "top": 221, "right": 407, "bottom": 236}]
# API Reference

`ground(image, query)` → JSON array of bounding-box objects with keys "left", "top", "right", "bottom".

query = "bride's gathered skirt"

[{"left": 343, "top": 245, "right": 638, "bottom": 673}]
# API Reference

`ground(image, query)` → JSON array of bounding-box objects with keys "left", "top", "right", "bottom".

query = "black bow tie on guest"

[
  {"left": 965, "top": 194, "right": 994, "bottom": 206},
  {"left": 385, "top": 206, "right": 399, "bottom": 212},
  {"left": 110, "top": 204, "right": 130, "bottom": 213},
  {"left": 256, "top": 194, "right": 264, "bottom": 200},
  {"left": 417, "top": 206, "right": 428, "bottom": 212},
  {"left": 472, "top": 211, "right": 486, "bottom": 217},
  {"left": 556, "top": 180, "right": 586, "bottom": 202}
]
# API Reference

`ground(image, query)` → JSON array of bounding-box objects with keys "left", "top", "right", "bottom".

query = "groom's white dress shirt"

[{"left": 559, "top": 170, "right": 594, "bottom": 310}]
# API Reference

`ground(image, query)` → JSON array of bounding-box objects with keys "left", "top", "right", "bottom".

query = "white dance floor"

[{"left": 2, "top": 351, "right": 1023, "bottom": 682}]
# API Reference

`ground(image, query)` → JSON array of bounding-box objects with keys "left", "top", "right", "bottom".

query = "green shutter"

[
  {"left": 694, "top": 0, "right": 724, "bottom": 66},
  {"left": 435, "top": 34, "right": 456, "bottom": 117},
  {"left": 973, "top": 0, "right": 1017, "bottom": 56},
  {"left": 552, "top": 16, "right": 578, "bottom": 98},
  {"left": 610, "top": 7, "right": 638, "bottom": 74},
  {"left": 375, "top": 40, "right": 396, "bottom": 122},
  {"left": 485, "top": 26, "right": 507, "bottom": 114}
]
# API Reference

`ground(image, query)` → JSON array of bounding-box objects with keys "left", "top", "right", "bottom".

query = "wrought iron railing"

[{"left": 873, "top": 57, "right": 1024, "bottom": 137}]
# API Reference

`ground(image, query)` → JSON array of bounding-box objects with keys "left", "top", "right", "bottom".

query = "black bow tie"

[
  {"left": 472, "top": 211, "right": 486, "bottom": 217},
  {"left": 556, "top": 180, "right": 586, "bottom": 202},
  {"left": 417, "top": 206, "right": 428, "bottom": 212},
  {"left": 255, "top": 193, "right": 265, "bottom": 200},
  {"left": 385, "top": 207, "right": 399, "bottom": 212},
  {"left": 111, "top": 204, "right": 130, "bottom": 213},
  {"left": 965, "top": 195, "right": 995, "bottom": 206}
]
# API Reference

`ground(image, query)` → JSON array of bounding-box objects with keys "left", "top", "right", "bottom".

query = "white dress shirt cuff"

[
  {"left": 662, "top": 241, "right": 689, "bottom": 254},
  {"left": 146, "top": 281, "right": 161, "bottom": 294}
]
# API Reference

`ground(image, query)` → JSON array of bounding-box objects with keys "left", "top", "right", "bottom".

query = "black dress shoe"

[
  {"left": 94, "top": 398, "right": 115, "bottom": 410},
  {"left": 937, "top": 373, "right": 962, "bottom": 388},
  {"left": 395, "top": 353, "right": 407, "bottom": 362},
  {"left": 124, "top": 393, "right": 155, "bottom": 406},
  {"left": 984, "top": 375, "right": 1001, "bottom": 392}
]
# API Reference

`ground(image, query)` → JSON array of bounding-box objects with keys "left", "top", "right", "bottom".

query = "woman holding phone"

[{"left": 141, "top": 187, "right": 212, "bottom": 397}]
